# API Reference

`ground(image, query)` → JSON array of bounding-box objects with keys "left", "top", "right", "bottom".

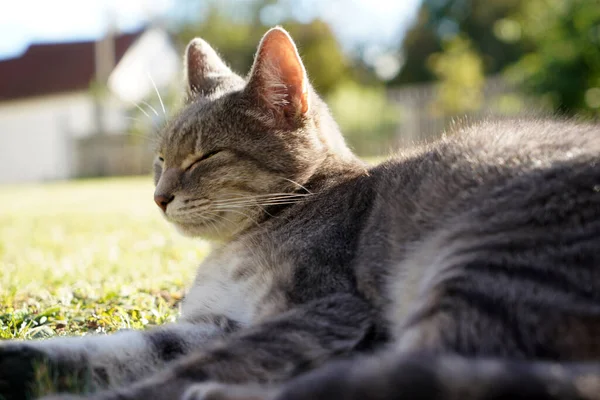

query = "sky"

[{"left": 0, "top": 0, "right": 422, "bottom": 61}]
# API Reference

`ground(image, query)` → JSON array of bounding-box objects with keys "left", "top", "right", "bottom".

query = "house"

[{"left": 0, "top": 27, "right": 181, "bottom": 184}]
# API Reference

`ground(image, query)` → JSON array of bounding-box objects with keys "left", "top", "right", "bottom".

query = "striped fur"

[
  {"left": 2, "top": 27, "right": 600, "bottom": 400},
  {"left": 269, "top": 355, "right": 600, "bottom": 400}
]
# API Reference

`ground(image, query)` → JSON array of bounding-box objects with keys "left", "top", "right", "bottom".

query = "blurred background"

[{"left": 0, "top": 0, "right": 599, "bottom": 183}]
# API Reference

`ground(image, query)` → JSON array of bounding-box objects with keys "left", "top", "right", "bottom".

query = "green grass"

[{"left": 0, "top": 176, "right": 210, "bottom": 340}]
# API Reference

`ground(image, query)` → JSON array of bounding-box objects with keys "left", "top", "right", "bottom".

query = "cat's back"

[
  {"left": 393, "top": 118, "right": 599, "bottom": 184},
  {"left": 378, "top": 118, "right": 600, "bottom": 219},
  {"left": 378, "top": 119, "right": 600, "bottom": 359},
  {"left": 450, "top": 118, "right": 600, "bottom": 167},
  {"left": 356, "top": 118, "right": 600, "bottom": 309},
  {"left": 422, "top": 118, "right": 600, "bottom": 223}
]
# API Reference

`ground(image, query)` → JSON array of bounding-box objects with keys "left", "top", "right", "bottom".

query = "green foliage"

[
  {"left": 392, "top": 0, "right": 524, "bottom": 85},
  {"left": 327, "top": 82, "right": 401, "bottom": 156},
  {"left": 427, "top": 35, "right": 485, "bottom": 116},
  {"left": 505, "top": 0, "right": 600, "bottom": 117},
  {"left": 394, "top": 0, "right": 600, "bottom": 117}
]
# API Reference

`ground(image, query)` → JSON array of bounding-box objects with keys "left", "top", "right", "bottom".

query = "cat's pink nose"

[{"left": 154, "top": 194, "right": 174, "bottom": 212}]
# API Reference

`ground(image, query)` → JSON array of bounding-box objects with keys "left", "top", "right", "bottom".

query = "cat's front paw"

[
  {"left": 0, "top": 342, "right": 51, "bottom": 400},
  {"left": 0, "top": 342, "right": 95, "bottom": 400}
]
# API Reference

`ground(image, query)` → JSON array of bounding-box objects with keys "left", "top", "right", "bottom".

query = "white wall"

[{"left": 0, "top": 92, "right": 127, "bottom": 184}]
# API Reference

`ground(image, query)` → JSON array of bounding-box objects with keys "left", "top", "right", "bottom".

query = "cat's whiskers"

[
  {"left": 213, "top": 193, "right": 312, "bottom": 220},
  {"left": 177, "top": 196, "right": 306, "bottom": 223},
  {"left": 213, "top": 200, "right": 305, "bottom": 209},
  {"left": 213, "top": 203, "right": 300, "bottom": 213},
  {"left": 256, "top": 201, "right": 306, "bottom": 206},
  {"left": 187, "top": 208, "right": 240, "bottom": 226},
  {"left": 276, "top": 177, "right": 313, "bottom": 194},
  {"left": 212, "top": 193, "right": 312, "bottom": 208},
  {"left": 169, "top": 203, "right": 208, "bottom": 219},
  {"left": 183, "top": 197, "right": 211, "bottom": 205},
  {"left": 201, "top": 211, "right": 227, "bottom": 234},
  {"left": 127, "top": 101, "right": 164, "bottom": 143},
  {"left": 130, "top": 101, "right": 162, "bottom": 130},
  {"left": 179, "top": 199, "right": 211, "bottom": 211},
  {"left": 171, "top": 200, "right": 243, "bottom": 225},
  {"left": 131, "top": 101, "right": 152, "bottom": 120},
  {"left": 214, "top": 193, "right": 312, "bottom": 203},
  {"left": 141, "top": 101, "right": 159, "bottom": 117},
  {"left": 148, "top": 72, "right": 167, "bottom": 117},
  {"left": 212, "top": 200, "right": 305, "bottom": 209},
  {"left": 214, "top": 194, "right": 310, "bottom": 205},
  {"left": 194, "top": 212, "right": 221, "bottom": 236}
]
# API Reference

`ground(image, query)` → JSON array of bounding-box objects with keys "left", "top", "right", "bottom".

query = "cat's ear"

[
  {"left": 246, "top": 27, "right": 310, "bottom": 126},
  {"left": 184, "top": 38, "right": 232, "bottom": 98}
]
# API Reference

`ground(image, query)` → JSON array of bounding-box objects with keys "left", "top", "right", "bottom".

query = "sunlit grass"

[{"left": 0, "top": 176, "right": 210, "bottom": 339}]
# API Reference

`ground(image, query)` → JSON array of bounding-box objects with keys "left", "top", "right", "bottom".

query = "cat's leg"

[
  {"left": 47, "top": 293, "right": 376, "bottom": 400},
  {"left": 264, "top": 353, "right": 600, "bottom": 400},
  {"left": 0, "top": 317, "right": 234, "bottom": 399},
  {"left": 69, "top": 355, "right": 599, "bottom": 400}
]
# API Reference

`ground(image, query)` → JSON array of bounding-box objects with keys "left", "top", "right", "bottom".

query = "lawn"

[{"left": 0, "top": 176, "right": 210, "bottom": 340}]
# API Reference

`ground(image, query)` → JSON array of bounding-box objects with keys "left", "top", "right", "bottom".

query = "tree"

[
  {"left": 506, "top": 0, "right": 600, "bottom": 117},
  {"left": 391, "top": 0, "right": 524, "bottom": 85},
  {"left": 392, "top": 0, "right": 600, "bottom": 117},
  {"left": 428, "top": 35, "right": 485, "bottom": 115}
]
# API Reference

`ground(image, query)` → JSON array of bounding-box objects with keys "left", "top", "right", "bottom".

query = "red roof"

[{"left": 0, "top": 30, "right": 143, "bottom": 102}]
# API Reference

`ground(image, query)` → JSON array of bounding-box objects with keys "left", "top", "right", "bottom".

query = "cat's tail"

[{"left": 272, "top": 354, "right": 600, "bottom": 400}]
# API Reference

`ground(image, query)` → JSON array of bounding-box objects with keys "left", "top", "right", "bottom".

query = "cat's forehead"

[{"left": 159, "top": 92, "right": 243, "bottom": 161}]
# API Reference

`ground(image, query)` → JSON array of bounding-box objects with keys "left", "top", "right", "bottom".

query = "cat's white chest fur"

[{"left": 179, "top": 240, "right": 283, "bottom": 326}]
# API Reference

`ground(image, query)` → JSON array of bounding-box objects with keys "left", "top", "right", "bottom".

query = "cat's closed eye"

[{"left": 187, "top": 150, "right": 222, "bottom": 171}]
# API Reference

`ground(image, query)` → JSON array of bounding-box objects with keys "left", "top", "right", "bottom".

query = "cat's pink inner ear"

[
  {"left": 185, "top": 38, "right": 231, "bottom": 95},
  {"left": 252, "top": 28, "right": 309, "bottom": 116}
]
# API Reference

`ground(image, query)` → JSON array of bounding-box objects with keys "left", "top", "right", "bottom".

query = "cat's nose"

[{"left": 154, "top": 194, "right": 174, "bottom": 212}]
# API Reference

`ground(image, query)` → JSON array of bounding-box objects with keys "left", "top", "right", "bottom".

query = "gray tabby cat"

[{"left": 1, "top": 26, "right": 600, "bottom": 400}]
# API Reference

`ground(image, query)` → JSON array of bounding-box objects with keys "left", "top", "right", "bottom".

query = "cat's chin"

[{"left": 172, "top": 221, "right": 229, "bottom": 242}]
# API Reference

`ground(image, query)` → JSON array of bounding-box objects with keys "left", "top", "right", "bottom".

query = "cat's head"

[{"left": 153, "top": 27, "right": 358, "bottom": 240}]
